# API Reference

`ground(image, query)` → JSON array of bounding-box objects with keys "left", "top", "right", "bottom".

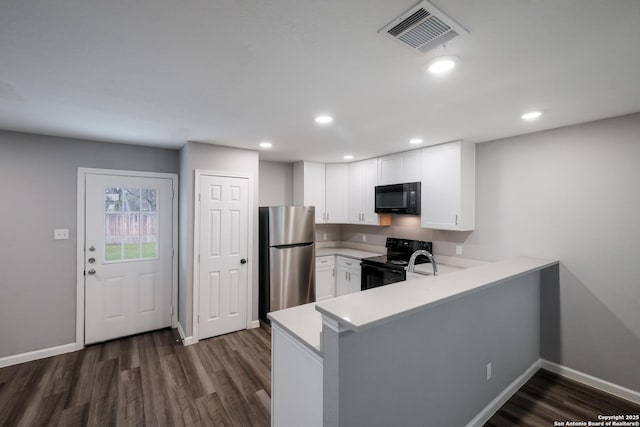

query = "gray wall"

[
  {"left": 258, "top": 160, "right": 293, "bottom": 206},
  {"left": 0, "top": 130, "right": 178, "bottom": 358},
  {"left": 458, "top": 113, "right": 640, "bottom": 391},
  {"left": 178, "top": 142, "right": 259, "bottom": 337},
  {"left": 324, "top": 272, "right": 541, "bottom": 426}
]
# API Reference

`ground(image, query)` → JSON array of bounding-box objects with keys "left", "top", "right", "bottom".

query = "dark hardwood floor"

[
  {"left": 486, "top": 369, "right": 640, "bottom": 426},
  {"left": 2, "top": 329, "right": 639, "bottom": 426},
  {"left": 0, "top": 327, "right": 271, "bottom": 427}
]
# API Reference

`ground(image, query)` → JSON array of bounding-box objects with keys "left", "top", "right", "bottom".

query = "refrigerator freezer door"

[
  {"left": 268, "top": 206, "right": 315, "bottom": 246},
  {"left": 269, "top": 243, "right": 315, "bottom": 311}
]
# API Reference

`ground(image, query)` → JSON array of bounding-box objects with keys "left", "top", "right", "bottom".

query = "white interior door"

[
  {"left": 85, "top": 173, "right": 174, "bottom": 345},
  {"left": 198, "top": 175, "right": 249, "bottom": 339}
]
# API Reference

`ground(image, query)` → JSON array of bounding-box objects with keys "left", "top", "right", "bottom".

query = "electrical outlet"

[
  {"left": 54, "top": 229, "right": 69, "bottom": 240},
  {"left": 362, "top": 234, "right": 367, "bottom": 242},
  {"left": 456, "top": 245, "right": 463, "bottom": 255},
  {"left": 486, "top": 362, "right": 492, "bottom": 380}
]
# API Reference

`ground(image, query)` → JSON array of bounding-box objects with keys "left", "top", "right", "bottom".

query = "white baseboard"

[
  {"left": 177, "top": 322, "right": 198, "bottom": 346},
  {"left": 0, "top": 343, "right": 78, "bottom": 368},
  {"left": 466, "top": 359, "right": 542, "bottom": 427},
  {"left": 248, "top": 320, "right": 260, "bottom": 329},
  {"left": 541, "top": 359, "right": 640, "bottom": 405}
]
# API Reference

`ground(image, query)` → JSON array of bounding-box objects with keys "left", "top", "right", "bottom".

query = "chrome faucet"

[{"left": 407, "top": 250, "right": 438, "bottom": 276}]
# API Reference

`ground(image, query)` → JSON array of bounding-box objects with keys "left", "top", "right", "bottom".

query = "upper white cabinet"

[
  {"left": 377, "top": 149, "right": 421, "bottom": 185},
  {"left": 294, "top": 161, "right": 348, "bottom": 224},
  {"left": 420, "top": 141, "right": 475, "bottom": 231},
  {"left": 348, "top": 159, "right": 387, "bottom": 225},
  {"left": 325, "top": 164, "right": 349, "bottom": 223},
  {"left": 293, "top": 161, "right": 326, "bottom": 223}
]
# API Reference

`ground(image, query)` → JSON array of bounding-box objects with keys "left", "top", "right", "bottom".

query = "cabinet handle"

[
  {"left": 455, "top": 214, "right": 459, "bottom": 225},
  {"left": 348, "top": 272, "right": 351, "bottom": 280},
  {"left": 332, "top": 269, "right": 335, "bottom": 277}
]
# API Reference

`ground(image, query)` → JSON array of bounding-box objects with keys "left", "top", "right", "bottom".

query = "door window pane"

[
  {"left": 124, "top": 236, "right": 141, "bottom": 260},
  {"left": 105, "top": 188, "right": 123, "bottom": 212},
  {"left": 104, "top": 187, "right": 159, "bottom": 262},
  {"left": 123, "top": 188, "right": 141, "bottom": 211},
  {"left": 141, "top": 189, "right": 157, "bottom": 212},
  {"left": 141, "top": 235, "right": 158, "bottom": 259}
]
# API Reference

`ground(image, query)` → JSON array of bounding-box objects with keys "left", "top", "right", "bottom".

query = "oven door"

[{"left": 361, "top": 263, "right": 406, "bottom": 291}]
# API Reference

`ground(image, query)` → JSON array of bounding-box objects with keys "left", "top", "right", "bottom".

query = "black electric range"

[{"left": 361, "top": 238, "right": 433, "bottom": 290}]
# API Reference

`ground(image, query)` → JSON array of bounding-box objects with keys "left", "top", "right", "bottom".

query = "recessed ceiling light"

[
  {"left": 409, "top": 138, "right": 423, "bottom": 145},
  {"left": 315, "top": 115, "right": 333, "bottom": 125},
  {"left": 343, "top": 154, "right": 353, "bottom": 160},
  {"left": 521, "top": 111, "right": 542, "bottom": 121},
  {"left": 427, "top": 57, "right": 456, "bottom": 74},
  {"left": 259, "top": 141, "right": 272, "bottom": 148}
]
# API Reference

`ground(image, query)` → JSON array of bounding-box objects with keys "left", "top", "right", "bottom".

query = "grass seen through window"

[{"left": 105, "top": 243, "right": 157, "bottom": 261}]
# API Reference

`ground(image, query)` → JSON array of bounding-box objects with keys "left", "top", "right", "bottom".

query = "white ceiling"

[{"left": 1, "top": 0, "right": 639, "bottom": 162}]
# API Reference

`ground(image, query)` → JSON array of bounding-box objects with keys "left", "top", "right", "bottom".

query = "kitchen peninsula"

[{"left": 269, "top": 256, "right": 559, "bottom": 427}]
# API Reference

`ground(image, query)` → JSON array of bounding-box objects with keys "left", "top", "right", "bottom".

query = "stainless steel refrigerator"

[{"left": 259, "top": 206, "right": 315, "bottom": 323}]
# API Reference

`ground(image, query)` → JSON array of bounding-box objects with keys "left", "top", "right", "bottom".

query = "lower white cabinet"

[
  {"left": 315, "top": 256, "right": 336, "bottom": 301},
  {"left": 336, "top": 256, "right": 361, "bottom": 296},
  {"left": 272, "top": 325, "right": 323, "bottom": 427}
]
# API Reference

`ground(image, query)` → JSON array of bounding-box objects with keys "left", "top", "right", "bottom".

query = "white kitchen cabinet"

[
  {"left": 336, "top": 256, "right": 361, "bottom": 296},
  {"left": 420, "top": 140, "right": 475, "bottom": 231},
  {"left": 293, "top": 161, "right": 325, "bottom": 223},
  {"left": 348, "top": 159, "right": 391, "bottom": 225},
  {"left": 377, "top": 149, "right": 421, "bottom": 185},
  {"left": 316, "top": 256, "right": 336, "bottom": 301},
  {"left": 324, "top": 163, "right": 349, "bottom": 223}
]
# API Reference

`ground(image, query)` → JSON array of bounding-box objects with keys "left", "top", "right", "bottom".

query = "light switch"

[{"left": 54, "top": 229, "right": 69, "bottom": 240}]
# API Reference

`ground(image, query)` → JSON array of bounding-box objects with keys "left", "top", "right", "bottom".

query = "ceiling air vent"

[{"left": 379, "top": 0, "right": 468, "bottom": 54}]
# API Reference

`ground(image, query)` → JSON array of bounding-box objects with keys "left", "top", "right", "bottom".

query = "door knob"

[
  {"left": 240, "top": 259, "right": 247, "bottom": 264},
  {"left": 87, "top": 269, "right": 96, "bottom": 275}
]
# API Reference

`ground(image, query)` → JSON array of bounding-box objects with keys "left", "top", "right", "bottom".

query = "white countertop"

[
  {"left": 315, "top": 256, "right": 558, "bottom": 332},
  {"left": 316, "top": 247, "right": 382, "bottom": 259},
  {"left": 410, "top": 263, "right": 464, "bottom": 276},
  {"left": 268, "top": 302, "right": 323, "bottom": 355}
]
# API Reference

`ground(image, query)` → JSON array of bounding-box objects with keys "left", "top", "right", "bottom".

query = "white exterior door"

[
  {"left": 198, "top": 175, "right": 249, "bottom": 339},
  {"left": 85, "top": 173, "right": 174, "bottom": 345}
]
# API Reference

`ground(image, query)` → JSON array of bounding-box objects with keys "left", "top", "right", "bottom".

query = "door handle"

[
  {"left": 240, "top": 258, "right": 247, "bottom": 264},
  {"left": 87, "top": 269, "right": 96, "bottom": 275},
  {"left": 88, "top": 257, "right": 96, "bottom": 263}
]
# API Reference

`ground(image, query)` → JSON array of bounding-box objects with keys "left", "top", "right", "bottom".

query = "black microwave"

[{"left": 374, "top": 182, "right": 421, "bottom": 214}]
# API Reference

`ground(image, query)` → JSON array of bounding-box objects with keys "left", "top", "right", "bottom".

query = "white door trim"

[
  {"left": 192, "top": 169, "right": 254, "bottom": 342},
  {"left": 76, "top": 167, "right": 179, "bottom": 350}
]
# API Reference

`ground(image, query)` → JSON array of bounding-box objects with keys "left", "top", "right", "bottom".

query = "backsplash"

[
  {"left": 316, "top": 216, "right": 486, "bottom": 260},
  {"left": 315, "top": 224, "right": 341, "bottom": 243}
]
